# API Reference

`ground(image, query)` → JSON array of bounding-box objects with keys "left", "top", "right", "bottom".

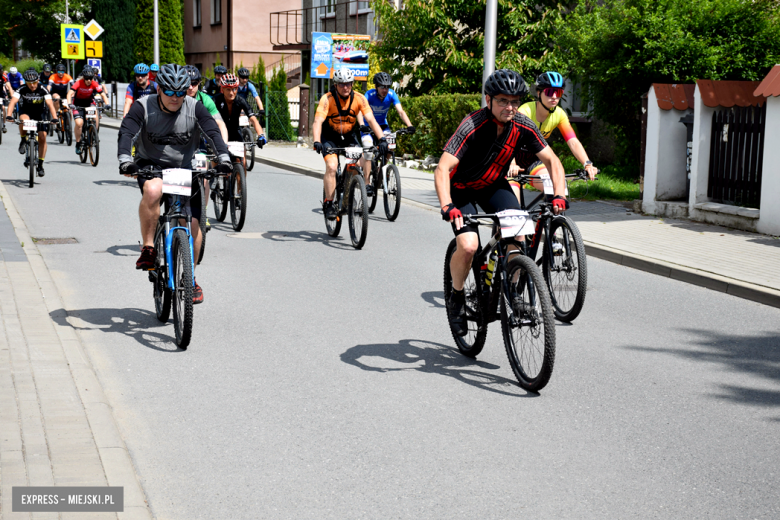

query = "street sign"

[
  {"left": 84, "top": 19, "right": 104, "bottom": 41},
  {"left": 61, "top": 24, "right": 84, "bottom": 60},
  {"left": 86, "top": 41, "right": 103, "bottom": 58},
  {"left": 88, "top": 59, "right": 102, "bottom": 76}
]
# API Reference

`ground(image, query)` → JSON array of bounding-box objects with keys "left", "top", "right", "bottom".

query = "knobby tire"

[
  {"left": 443, "top": 238, "right": 487, "bottom": 357},
  {"left": 88, "top": 126, "right": 99, "bottom": 166},
  {"left": 383, "top": 164, "right": 402, "bottom": 221},
  {"left": 230, "top": 162, "right": 247, "bottom": 231},
  {"left": 542, "top": 216, "right": 588, "bottom": 322},
  {"left": 347, "top": 170, "right": 368, "bottom": 249},
  {"left": 171, "top": 229, "right": 194, "bottom": 349},
  {"left": 153, "top": 229, "right": 172, "bottom": 322},
  {"left": 28, "top": 139, "right": 36, "bottom": 188}
]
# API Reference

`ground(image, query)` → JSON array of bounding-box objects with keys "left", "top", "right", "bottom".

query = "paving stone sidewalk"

[
  {"left": 257, "top": 143, "right": 780, "bottom": 307},
  {"left": 0, "top": 181, "right": 151, "bottom": 519}
]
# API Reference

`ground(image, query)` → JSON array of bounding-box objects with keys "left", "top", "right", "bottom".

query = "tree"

[
  {"left": 371, "top": 0, "right": 565, "bottom": 96},
  {"left": 134, "top": 0, "right": 185, "bottom": 66},
  {"left": 266, "top": 66, "right": 294, "bottom": 141},
  {"left": 557, "top": 0, "right": 780, "bottom": 171},
  {"left": 95, "top": 0, "right": 135, "bottom": 82}
]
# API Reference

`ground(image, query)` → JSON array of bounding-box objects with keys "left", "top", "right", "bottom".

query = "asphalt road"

[{"left": 3, "top": 125, "right": 780, "bottom": 519}]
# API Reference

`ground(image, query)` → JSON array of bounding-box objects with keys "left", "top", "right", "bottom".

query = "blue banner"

[
  {"left": 311, "top": 32, "right": 333, "bottom": 79},
  {"left": 311, "top": 32, "right": 370, "bottom": 81}
]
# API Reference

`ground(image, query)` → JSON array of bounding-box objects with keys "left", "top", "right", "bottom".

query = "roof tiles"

[
  {"left": 696, "top": 80, "right": 763, "bottom": 108},
  {"left": 652, "top": 84, "right": 695, "bottom": 110},
  {"left": 754, "top": 65, "right": 780, "bottom": 97}
]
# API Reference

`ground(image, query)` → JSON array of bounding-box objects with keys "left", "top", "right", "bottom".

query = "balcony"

[{"left": 270, "top": 0, "right": 375, "bottom": 50}]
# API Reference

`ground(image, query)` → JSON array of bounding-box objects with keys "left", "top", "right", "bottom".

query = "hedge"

[{"left": 387, "top": 93, "right": 481, "bottom": 159}]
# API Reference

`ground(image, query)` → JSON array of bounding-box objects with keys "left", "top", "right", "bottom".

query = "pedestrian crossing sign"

[{"left": 60, "top": 24, "right": 84, "bottom": 60}]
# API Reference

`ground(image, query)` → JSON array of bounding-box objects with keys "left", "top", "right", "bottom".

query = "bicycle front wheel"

[
  {"left": 153, "top": 230, "right": 171, "bottom": 322},
  {"left": 171, "top": 229, "right": 194, "bottom": 349},
  {"left": 501, "top": 254, "right": 556, "bottom": 392},
  {"left": 65, "top": 116, "right": 72, "bottom": 146},
  {"left": 56, "top": 114, "right": 64, "bottom": 143},
  {"left": 79, "top": 129, "right": 88, "bottom": 163},
  {"left": 367, "top": 161, "right": 379, "bottom": 213},
  {"left": 88, "top": 126, "right": 99, "bottom": 166},
  {"left": 28, "top": 139, "right": 36, "bottom": 188},
  {"left": 347, "top": 172, "right": 368, "bottom": 249},
  {"left": 443, "top": 238, "right": 487, "bottom": 357},
  {"left": 324, "top": 189, "right": 342, "bottom": 237},
  {"left": 198, "top": 185, "right": 207, "bottom": 264},
  {"left": 242, "top": 128, "right": 255, "bottom": 171},
  {"left": 229, "top": 163, "right": 247, "bottom": 231},
  {"left": 212, "top": 176, "right": 228, "bottom": 222},
  {"left": 383, "top": 164, "right": 402, "bottom": 221},
  {"left": 543, "top": 216, "right": 588, "bottom": 322}
]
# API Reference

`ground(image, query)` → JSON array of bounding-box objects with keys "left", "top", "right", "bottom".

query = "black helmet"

[
  {"left": 484, "top": 69, "right": 528, "bottom": 98},
  {"left": 214, "top": 65, "right": 227, "bottom": 75},
  {"left": 23, "top": 69, "right": 40, "bottom": 82},
  {"left": 156, "top": 64, "right": 190, "bottom": 91},
  {"left": 237, "top": 67, "right": 250, "bottom": 78},
  {"left": 535, "top": 72, "right": 565, "bottom": 91},
  {"left": 184, "top": 64, "right": 201, "bottom": 82},
  {"left": 82, "top": 66, "right": 95, "bottom": 79},
  {"left": 373, "top": 72, "right": 392, "bottom": 87},
  {"left": 56, "top": 63, "right": 66, "bottom": 72},
  {"left": 43, "top": 63, "right": 52, "bottom": 72}
]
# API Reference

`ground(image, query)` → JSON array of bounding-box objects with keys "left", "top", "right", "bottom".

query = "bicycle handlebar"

[{"left": 135, "top": 167, "right": 220, "bottom": 180}]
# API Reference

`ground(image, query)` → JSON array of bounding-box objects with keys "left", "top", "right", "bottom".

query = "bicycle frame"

[
  {"left": 329, "top": 146, "right": 368, "bottom": 212},
  {"left": 157, "top": 196, "right": 196, "bottom": 291}
]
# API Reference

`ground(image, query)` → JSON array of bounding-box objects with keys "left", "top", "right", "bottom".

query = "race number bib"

[
  {"left": 193, "top": 153, "right": 208, "bottom": 171},
  {"left": 538, "top": 171, "right": 569, "bottom": 196},
  {"left": 344, "top": 147, "right": 362, "bottom": 159},
  {"left": 85, "top": 107, "right": 97, "bottom": 119},
  {"left": 239, "top": 115, "right": 249, "bottom": 127},
  {"left": 227, "top": 141, "right": 245, "bottom": 157},
  {"left": 23, "top": 120, "right": 37, "bottom": 132},
  {"left": 497, "top": 209, "right": 535, "bottom": 238},
  {"left": 162, "top": 169, "right": 192, "bottom": 196},
  {"left": 387, "top": 135, "right": 396, "bottom": 150}
]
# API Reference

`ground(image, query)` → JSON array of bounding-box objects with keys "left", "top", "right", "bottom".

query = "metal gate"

[{"left": 707, "top": 103, "right": 766, "bottom": 208}]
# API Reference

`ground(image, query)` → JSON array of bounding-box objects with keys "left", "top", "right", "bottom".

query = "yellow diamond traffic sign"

[{"left": 84, "top": 19, "right": 104, "bottom": 41}]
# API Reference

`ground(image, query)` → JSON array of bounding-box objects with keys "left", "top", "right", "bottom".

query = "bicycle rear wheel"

[
  {"left": 171, "top": 229, "right": 194, "bottom": 349},
  {"left": 198, "top": 186, "right": 207, "bottom": 264},
  {"left": 347, "top": 172, "right": 368, "bottom": 249},
  {"left": 212, "top": 176, "right": 228, "bottom": 222},
  {"left": 153, "top": 230, "right": 171, "bottom": 322},
  {"left": 443, "top": 238, "right": 487, "bottom": 357},
  {"left": 229, "top": 163, "right": 247, "bottom": 231},
  {"left": 242, "top": 128, "right": 255, "bottom": 171},
  {"left": 79, "top": 127, "right": 88, "bottom": 163},
  {"left": 383, "top": 164, "right": 402, "bottom": 221},
  {"left": 501, "top": 254, "right": 556, "bottom": 392},
  {"left": 543, "top": 216, "right": 587, "bottom": 322},
  {"left": 65, "top": 115, "right": 72, "bottom": 146},
  {"left": 56, "top": 113, "right": 64, "bottom": 143},
  {"left": 88, "top": 126, "right": 99, "bottom": 166},
  {"left": 28, "top": 139, "right": 36, "bottom": 188},
  {"left": 367, "top": 160, "right": 379, "bottom": 213}
]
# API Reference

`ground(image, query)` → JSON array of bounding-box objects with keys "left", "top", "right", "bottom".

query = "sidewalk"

[
  {"left": 258, "top": 143, "right": 780, "bottom": 308},
  {"left": 0, "top": 180, "right": 150, "bottom": 519}
]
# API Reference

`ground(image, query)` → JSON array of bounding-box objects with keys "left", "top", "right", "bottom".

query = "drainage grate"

[{"left": 32, "top": 237, "right": 78, "bottom": 245}]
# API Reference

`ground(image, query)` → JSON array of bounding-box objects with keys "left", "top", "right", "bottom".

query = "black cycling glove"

[
  {"left": 406, "top": 126, "right": 416, "bottom": 134},
  {"left": 377, "top": 137, "right": 389, "bottom": 156},
  {"left": 313, "top": 141, "right": 323, "bottom": 154},
  {"left": 119, "top": 161, "right": 139, "bottom": 175},
  {"left": 216, "top": 161, "right": 233, "bottom": 174}
]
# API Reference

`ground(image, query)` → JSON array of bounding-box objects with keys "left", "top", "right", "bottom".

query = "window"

[
  {"left": 211, "top": 0, "right": 221, "bottom": 24},
  {"left": 350, "top": 1, "right": 371, "bottom": 14},
  {"left": 193, "top": 0, "right": 202, "bottom": 27}
]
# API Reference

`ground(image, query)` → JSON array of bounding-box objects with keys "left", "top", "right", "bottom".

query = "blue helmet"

[
  {"left": 134, "top": 63, "right": 150, "bottom": 74},
  {"left": 535, "top": 72, "right": 565, "bottom": 90},
  {"left": 150, "top": 63, "right": 159, "bottom": 72}
]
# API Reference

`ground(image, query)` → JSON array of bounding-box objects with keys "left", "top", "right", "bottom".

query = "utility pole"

[
  {"left": 154, "top": 0, "right": 160, "bottom": 65},
  {"left": 66, "top": 0, "right": 71, "bottom": 77},
  {"left": 481, "top": 0, "right": 497, "bottom": 107}
]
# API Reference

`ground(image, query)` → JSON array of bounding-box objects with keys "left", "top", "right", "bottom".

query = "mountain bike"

[
  {"left": 516, "top": 169, "right": 597, "bottom": 322},
  {"left": 323, "top": 146, "right": 370, "bottom": 249},
  {"left": 443, "top": 210, "right": 556, "bottom": 392},
  {"left": 12, "top": 119, "right": 44, "bottom": 188},
  {"left": 239, "top": 115, "right": 255, "bottom": 171},
  {"left": 77, "top": 106, "right": 101, "bottom": 166},
  {"left": 0, "top": 97, "right": 5, "bottom": 144},
  {"left": 226, "top": 141, "right": 248, "bottom": 231},
  {"left": 55, "top": 102, "right": 73, "bottom": 146},
  {"left": 138, "top": 166, "right": 216, "bottom": 349},
  {"left": 366, "top": 127, "right": 414, "bottom": 221}
]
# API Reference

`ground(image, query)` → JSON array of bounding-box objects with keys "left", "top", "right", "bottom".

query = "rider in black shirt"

[
  {"left": 204, "top": 65, "right": 227, "bottom": 99},
  {"left": 212, "top": 74, "right": 266, "bottom": 151},
  {"left": 5, "top": 69, "right": 57, "bottom": 176}
]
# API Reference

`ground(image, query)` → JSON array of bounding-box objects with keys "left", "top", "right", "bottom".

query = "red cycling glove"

[
  {"left": 552, "top": 196, "right": 570, "bottom": 212},
  {"left": 441, "top": 203, "right": 463, "bottom": 222}
]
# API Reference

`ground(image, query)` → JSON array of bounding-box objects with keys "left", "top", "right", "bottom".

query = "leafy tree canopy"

[{"left": 135, "top": 0, "right": 185, "bottom": 66}]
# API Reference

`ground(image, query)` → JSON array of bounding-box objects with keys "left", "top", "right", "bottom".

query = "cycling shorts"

[
  {"left": 18, "top": 108, "right": 49, "bottom": 124},
  {"left": 321, "top": 129, "right": 360, "bottom": 161},
  {"left": 72, "top": 104, "right": 96, "bottom": 119},
  {"left": 450, "top": 178, "right": 522, "bottom": 237},
  {"left": 135, "top": 160, "right": 203, "bottom": 222}
]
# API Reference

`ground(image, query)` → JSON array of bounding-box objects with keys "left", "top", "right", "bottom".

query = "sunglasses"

[
  {"left": 190, "top": 80, "right": 200, "bottom": 87},
  {"left": 163, "top": 90, "right": 187, "bottom": 97},
  {"left": 543, "top": 87, "right": 564, "bottom": 98}
]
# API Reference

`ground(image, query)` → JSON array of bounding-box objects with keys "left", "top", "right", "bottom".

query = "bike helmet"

[
  {"left": 43, "top": 63, "right": 52, "bottom": 72},
  {"left": 483, "top": 69, "right": 528, "bottom": 97},
  {"left": 214, "top": 65, "right": 228, "bottom": 75},
  {"left": 150, "top": 63, "right": 159, "bottom": 72},
  {"left": 220, "top": 73, "right": 239, "bottom": 87},
  {"left": 22, "top": 69, "right": 39, "bottom": 82},
  {"left": 81, "top": 66, "right": 95, "bottom": 79},
  {"left": 332, "top": 68, "right": 354, "bottom": 83},
  {"left": 10, "top": 66, "right": 17, "bottom": 74},
  {"left": 237, "top": 67, "right": 250, "bottom": 78},
  {"left": 134, "top": 63, "right": 150, "bottom": 74},
  {"left": 184, "top": 64, "right": 201, "bottom": 82},
  {"left": 373, "top": 72, "right": 392, "bottom": 87},
  {"left": 535, "top": 71, "right": 565, "bottom": 91},
  {"left": 156, "top": 64, "right": 190, "bottom": 91},
  {"left": 56, "top": 63, "right": 66, "bottom": 72}
]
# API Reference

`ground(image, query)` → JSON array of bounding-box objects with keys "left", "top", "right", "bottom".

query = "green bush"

[
  {"left": 386, "top": 93, "right": 482, "bottom": 158},
  {"left": 0, "top": 56, "right": 44, "bottom": 73}
]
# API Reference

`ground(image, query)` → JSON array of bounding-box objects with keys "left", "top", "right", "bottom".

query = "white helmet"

[
  {"left": 333, "top": 68, "right": 354, "bottom": 84},
  {"left": 9, "top": 66, "right": 17, "bottom": 74}
]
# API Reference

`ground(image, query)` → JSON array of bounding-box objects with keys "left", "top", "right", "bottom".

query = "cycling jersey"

[
  {"left": 365, "top": 88, "right": 401, "bottom": 127},
  {"left": 514, "top": 103, "right": 575, "bottom": 169},
  {"left": 213, "top": 93, "right": 253, "bottom": 141},
  {"left": 13, "top": 85, "right": 52, "bottom": 117},
  {"left": 148, "top": 71, "right": 157, "bottom": 83},
  {"left": 444, "top": 107, "right": 548, "bottom": 190},
  {"left": 7, "top": 72, "right": 24, "bottom": 90},
  {"left": 70, "top": 78, "right": 103, "bottom": 107},
  {"left": 40, "top": 72, "right": 52, "bottom": 85},
  {"left": 315, "top": 90, "right": 371, "bottom": 136},
  {"left": 237, "top": 81, "right": 258, "bottom": 101},
  {"left": 126, "top": 80, "right": 157, "bottom": 102},
  {"left": 49, "top": 73, "right": 74, "bottom": 96},
  {"left": 204, "top": 78, "right": 221, "bottom": 98},
  {"left": 194, "top": 91, "right": 223, "bottom": 122}
]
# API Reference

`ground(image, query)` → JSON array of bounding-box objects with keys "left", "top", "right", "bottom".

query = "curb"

[
  {"left": 258, "top": 153, "right": 780, "bottom": 309},
  {"left": 0, "top": 181, "right": 152, "bottom": 519}
]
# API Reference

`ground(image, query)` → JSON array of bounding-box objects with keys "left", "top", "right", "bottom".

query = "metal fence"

[
  {"left": 708, "top": 104, "right": 766, "bottom": 208},
  {"left": 265, "top": 90, "right": 296, "bottom": 141}
]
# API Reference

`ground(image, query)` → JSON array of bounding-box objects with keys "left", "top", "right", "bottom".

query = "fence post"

[
  {"left": 298, "top": 83, "right": 310, "bottom": 138},
  {"left": 265, "top": 90, "right": 270, "bottom": 138},
  {"left": 111, "top": 81, "right": 118, "bottom": 118}
]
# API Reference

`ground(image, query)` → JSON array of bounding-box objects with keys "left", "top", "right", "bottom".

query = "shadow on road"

[
  {"left": 341, "top": 338, "right": 534, "bottom": 397},
  {"left": 50, "top": 307, "right": 182, "bottom": 352},
  {"left": 98, "top": 244, "right": 139, "bottom": 256},
  {"left": 625, "top": 328, "right": 780, "bottom": 416},
  {"left": 421, "top": 291, "right": 445, "bottom": 309},
  {"left": 0, "top": 178, "right": 37, "bottom": 189},
  {"left": 260, "top": 230, "right": 353, "bottom": 250},
  {"left": 93, "top": 179, "right": 137, "bottom": 188}
]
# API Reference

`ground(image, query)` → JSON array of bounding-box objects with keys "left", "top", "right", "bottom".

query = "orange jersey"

[
  {"left": 48, "top": 73, "right": 73, "bottom": 94},
  {"left": 315, "top": 91, "right": 371, "bottom": 135}
]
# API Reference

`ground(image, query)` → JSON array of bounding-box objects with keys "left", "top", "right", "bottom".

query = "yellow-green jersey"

[{"left": 518, "top": 102, "right": 577, "bottom": 142}]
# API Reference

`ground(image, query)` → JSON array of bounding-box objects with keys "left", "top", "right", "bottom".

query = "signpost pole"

[
  {"left": 481, "top": 0, "right": 497, "bottom": 108},
  {"left": 66, "top": 0, "right": 71, "bottom": 78},
  {"left": 154, "top": 0, "right": 160, "bottom": 65}
]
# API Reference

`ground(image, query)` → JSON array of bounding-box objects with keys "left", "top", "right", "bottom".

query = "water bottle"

[{"left": 485, "top": 250, "right": 498, "bottom": 286}]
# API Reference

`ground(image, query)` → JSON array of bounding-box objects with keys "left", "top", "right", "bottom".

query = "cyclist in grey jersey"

[{"left": 118, "top": 64, "right": 232, "bottom": 304}]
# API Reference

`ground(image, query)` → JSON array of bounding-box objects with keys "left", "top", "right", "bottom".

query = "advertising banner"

[{"left": 311, "top": 32, "right": 370, "bottom": 81}]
